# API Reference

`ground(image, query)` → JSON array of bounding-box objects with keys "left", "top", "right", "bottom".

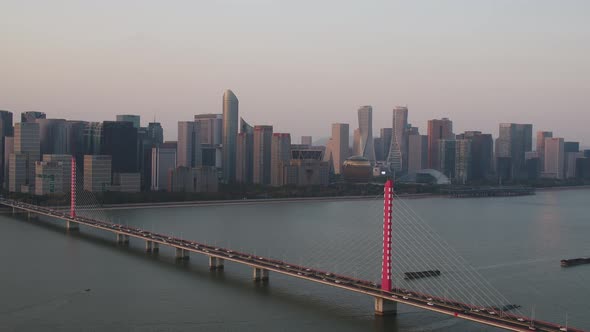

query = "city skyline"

[{"left": 1, "top": 1, "right": 589, "bottom": 144}]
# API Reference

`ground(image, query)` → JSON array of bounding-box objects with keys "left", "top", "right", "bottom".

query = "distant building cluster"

[
  {"left": 323, "top": 105, "right": 589, "bottom": 185},
  {"left": 1, "top": 91, "right": 588, "bottom": 196}
]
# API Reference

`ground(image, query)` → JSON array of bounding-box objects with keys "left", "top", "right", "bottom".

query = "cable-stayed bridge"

[{"left": 0, "top": 158, "right": 582, "bottom": 332}]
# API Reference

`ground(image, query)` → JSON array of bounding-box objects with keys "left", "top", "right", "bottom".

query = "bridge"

[{"left": 0, "top": 158, "right": 582, "bottom": 332}]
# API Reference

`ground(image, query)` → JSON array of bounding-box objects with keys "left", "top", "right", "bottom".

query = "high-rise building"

[
  {"left": 324, "top": 123, "right": 349, "bottom": 174},
  {"left": 65, "top": 121, "right": 87, "bottom": 167},
  {"left": 357, "top": 106, "right": 376, "bottom": 163},
  {"left": 457, "top": 131, "right": 493, "bottom": 181},
  {"left": 495, "top": 123, "right": 533, "bottom": 180},
  {"left": 536, "top": 131, "right": 552, "bottom": 172},
  {"left": 222, "top": 89, "right": 239, "bottom": 183},
  {"left": 439, "top": 139, "right": 456, "bottom": 179},
  {"left": 35, "top": 161, "right": 65, "bottom": 196},
  {"left": 380, "top": 128, "right": 393, "bottom": 163},
  {"left": 301, "top": 136, "right": 312, "bottom": 146},
  {"left": 236, "top": 118, "right": 254, "bottom": 183},
  {"left": 84, "top": 122, "right": 102, "bottom": 155},
  {"left": 352, "top": 128, "right": 361, "bottom": 156},
  {"left": 281, "top": 147, "right": 329, "bottom": 186},
  {"left": 252, "top": 125, "right": 273, "bottom": 185},
  {"left": 407, "top": 134, "right": 428, "bottom": 172},
  {"left": 101, "top": 121, "right": 138, "bottom": 173},
  {"left": 177, "top": 121, "right": 201, "bottom": 168},
  {"left": 147, "top": 122, "right": 164, "bottom": 145},
  {"left": 455, "top": 139, "right": 472, "bottom": 184},
  {"left": 0, "top": 110, "right": 13, "bottom": 188},
  {"left": 21, "top": 111, "right": 46, "bottom": 123},
  {"left": 270, "top": 133, "right": 291, "bottom": 187},
  {"left": 3, "top": 136, "right": 14, "bottom": 190},
  {"left": 373, "top": 137, "right": 383, "bottom": 161},
  {"left": 83, "top": 155, "right": 112, "bottom": 192},
  {"left": 195, "top": 114, "right": 223, "bottom": 167},
  {"left": 9, "top": 122, "right": 40, "bottom": 192},
  {"left": 37, "top": 118, "right": 68, "bottom": 155},
  {"left": 427, "top": 118, "right": 454, "bottom": 170},
  {"left": 151, "top": 142, "right": 177, "bottom": 191},
  {"left": 116, "top": 114, "right": 140, "bottom": 129},
  {"left": 564, "top": 142, "right": 580, "bottom": 179},
  {"left": 543, "top": 137, "right": 564, "bottom": 179},
  {"left": 42, "top": 154, "right": 72, "bottom": 193},
  {"left": 387, "top": 106, "right": 408, "bottom": 172}
]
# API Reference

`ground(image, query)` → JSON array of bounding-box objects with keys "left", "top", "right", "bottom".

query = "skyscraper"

[
  {"left": 544, "top": 137, "right": 565, "bottom": 179},
  {"left": 21, "top": 111, "right": 46, "bottom": 123},
  {"left": 101, "top": 121, "right": 139, "bottom": 173},
  {"left": 151, "top": 142, "right": 177, "bottom": 191},
  {"left": 536, "top": 131, "right": 552, "bottom": 172},
  {"left": 147, "top": 122, "right": 164, "bottom": 145},
  {"left": 195, "top": 114, "right": 223, "bottom": 167},
  {"left": 427, "top": 118, "right": 454, "bottom": 170},
  {"left": 236, "top": 118, "right": 254, "bottom": 183},
  {"left": 457, "top": 131, "right": 493, "bottom": 181},
  {"left": 222, "top": 89, "right": 239, "bottom": 183},
  {"left": 495, "top": 123, "right": 533, "bottom": 180},
  {"left": 37, "top": 118, "right": 68, "bottom": 155},
  {"left": 324, "top": 123, "right": 349, "bottom": 174},
  {"left": 439, "top": 139, "right": 456, "bottom": 179},
  {"left": 455, "top": 139, "right": 472, "bottom": 184},
  {"left": 387, "top": 106, "right": 408, "bottom": 172},
  {"left": 10, "top": 122, "right": 40, "bottom": 192},
  {"left": 270, "top": 133, "right": 291, "bottom": 186},
  {"left": 357, "top": 106, "right": 376, "bottom": 163},
  {"left": 177, "top": 121, "right": 201, "bottom": 168},
  {"left": 352, "top": 128, "right": 361, "bottom": 156},
  {"left": 407, "top": 134, "right": 428, "bottom": 172},
  {"left": 252, "top": 125, "right": 273, "bottom": 185},
  {"left": 380, "top": 128, "right": 393, "bottom": 163},
  {"left": 84, "top": 122, "right": 102, "bottom": 155},
  {"left": 0, "top": 110, "right": 13, "bottom": 188},
  {"left": 116, "top": 114, "right": 140, "bottom": 129}
]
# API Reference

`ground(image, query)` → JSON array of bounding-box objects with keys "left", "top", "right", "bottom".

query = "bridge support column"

[
  {"left": 175, "top": 248, "right": 189, "bottom": 260},
  {"left": 66, "top": 220, "right": 79, "bottom": 231},
  {"left": 374, "top": 297, "right": 397, "bottom": 316},
  {"left": 145, "top": 240, "right": 153, "bottom": 252},
  {"left": 209, "top": 257, "right": 224, "bottom": 270},
  {"left": 152, "top": 242, "right": 159, "bottom": 253},
  {"left": 253, "top": 268, "right": 269, "bottom": 282},
  {"left": 116, "top": 233, "right": 129, "bottom": 245}
]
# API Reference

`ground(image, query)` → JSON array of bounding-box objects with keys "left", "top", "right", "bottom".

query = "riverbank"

[{"left": 100, "top": 192, "right": 438, "bottom": 210}]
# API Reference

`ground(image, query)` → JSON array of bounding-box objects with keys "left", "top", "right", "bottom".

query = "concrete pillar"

[
  {"left": 253, "top": 268, "right": 269, "bottom": 282},
  {"left": 145, "top": 240, "right": 153, "bottom": 252},
  {"left": 209, "top": 257, "right": 224, "bottom": 270},
  {"left": 152, "top": 242, "right": 159, "bottom": 253},
  {"left": 116, "top": 233, "right": 129, "bottom": 245},
  {"left": 66, "top": 220, "right": 79, "bottom": 231},
  {"left": 374, "top": 297, "right": 397, "bottom": 316},
  {"left": 175, "top": 248, "right": 189, "bottom": 260}
]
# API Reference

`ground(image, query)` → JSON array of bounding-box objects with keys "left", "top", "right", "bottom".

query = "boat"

[
  {"left": 404, "top": 270, "right": 441, "bottom": 280},
  {"left": 560, "top": 257, "right": 590, "bottom": 267}
]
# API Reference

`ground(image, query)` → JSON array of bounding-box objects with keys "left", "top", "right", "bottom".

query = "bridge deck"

[{"left": 1, "top": 199, "right": 581, "bottom": 332}]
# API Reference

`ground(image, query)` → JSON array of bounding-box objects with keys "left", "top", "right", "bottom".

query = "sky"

[{"left": 1, "top": 0, "right": 589, "bottom": 145}]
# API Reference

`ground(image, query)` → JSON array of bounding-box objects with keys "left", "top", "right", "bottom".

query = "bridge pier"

[
  {"left": 252, "top": 268, "right": 269, "bottom": 282},
  {"left": 66, "top": 220, "right": 79, "bottom": 231},
  {"left": 374, "top": 297, "right": 397, "bottom": 316},
  {"left": 208, "top": 256, "right": 224, "bottom": 270},
  {"left": 152, "top": 242, "right": 159, "bottom": 253},
  {"left": 175, "top": 248, "right": 189, "bottom": 260},
  {"left": 116, "top": 233, "right": 129, "bottom": 245},
  {"left": 145, "top": 240, "right": 153, "bottom": 252}
]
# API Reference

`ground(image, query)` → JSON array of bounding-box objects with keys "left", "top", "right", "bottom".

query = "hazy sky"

[{"left": 1, "top": 1, "right": 589, "bottom": 144}]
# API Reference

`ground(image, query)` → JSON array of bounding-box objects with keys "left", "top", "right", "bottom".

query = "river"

[{"left": 1, "top": 189, "right": 589, "bottom": 331}]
